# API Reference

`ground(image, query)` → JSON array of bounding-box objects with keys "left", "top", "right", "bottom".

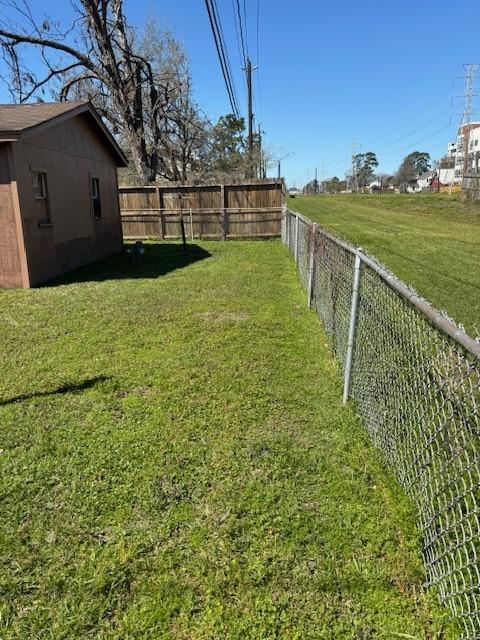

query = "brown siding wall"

[
  {"left": 0, "top": 143, "right": 23, "bottom": 288},
  {"left": 11, "top": 114, "right": 123, "bottom": 286}
]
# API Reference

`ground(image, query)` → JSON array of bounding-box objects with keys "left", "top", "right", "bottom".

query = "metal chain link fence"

[{"left": 283, "top": 208, "right": 480, "bottom": 639}]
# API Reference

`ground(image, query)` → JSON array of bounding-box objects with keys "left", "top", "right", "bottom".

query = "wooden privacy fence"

[{"left": 118, "top": 179, "right": 285, "bottom": 239}]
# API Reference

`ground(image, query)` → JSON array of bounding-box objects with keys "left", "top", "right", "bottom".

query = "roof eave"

[{"left": 0, "top": 133, "right": 19, "bottom": 142}]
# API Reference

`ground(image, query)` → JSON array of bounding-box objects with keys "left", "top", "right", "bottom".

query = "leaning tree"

[{"left": 0, "top": 0, "right": 208, "bottom": 184}]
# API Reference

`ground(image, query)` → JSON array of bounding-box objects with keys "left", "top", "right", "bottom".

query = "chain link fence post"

[
  {"left": 307, "top": 225, "right": 317, "bottom": 308},
  {"left": 287, "top": 211, "right": 292, "bottom": 250},
  {"left": 294, "top": 213, "right": 299, "bottom": 264},
  {"left": 342, "top": 251, "right": 362, "bottom": 404}
]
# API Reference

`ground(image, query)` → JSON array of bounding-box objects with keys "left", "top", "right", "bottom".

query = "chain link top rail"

[{"left": 283, "top": 208, "right": 480, "bottom": 639}]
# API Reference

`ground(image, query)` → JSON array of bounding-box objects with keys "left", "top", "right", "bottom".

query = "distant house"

[
  {"left": 0, "top": 101, "right": 127, "bottom": 288},
  {"left": 416, "top": 171, "right": 434, "bottom": 190},
  {"left": 367, "top": 180, "right": 381, "bottom": 192},
  {"left": 406, "top": 179, "right": 421, "bottom": 193}
]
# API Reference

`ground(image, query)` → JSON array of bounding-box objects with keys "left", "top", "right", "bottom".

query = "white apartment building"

[{"left": 447, "top": 122, "right": 480, "bottom": 181}]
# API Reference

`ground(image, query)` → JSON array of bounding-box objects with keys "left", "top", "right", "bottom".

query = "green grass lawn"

[
  {"left": 288, "top": 193, "right": 480, "bottom": 337},
  {"left": 0, "top": 242, "right": 456, "bottom": 639}
]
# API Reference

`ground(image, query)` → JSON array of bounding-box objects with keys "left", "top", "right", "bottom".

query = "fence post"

[
  {"left": 160, "top": 212, "right": 166, "bottom": 239},
  {"left": 220, "top": 184, "right": 227, "bottom": 240},
  {"left": 342, "top": 251, "right": 362, "bottom": 404},
  {"left": 307, "top": 225, "right": 316, "bottom": 308},
  {"left": 281, "top": 206, "right": 287, "bottom": 244},
  {"left": 156, "top": 186, "right": 165, "bottom": 239},
  {"left": 190, "top": 208, "right": 194, "bottom": 241},
  {"left": 294, "top": 214, "right": 299, "bottom": 264},
  {"left": 221, "top": 210, "right": 228, "bottom": 240},
  {"left": 289, "top": 211, "right": 292, "bottom": 251}
]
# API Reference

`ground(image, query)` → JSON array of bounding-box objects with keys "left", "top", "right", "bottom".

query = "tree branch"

[
  {"left": 0, "top": 28, "right": 98, "bottom": 72},
  {"left": 20, "top": 61, "right": 82, "bottom": 102}
]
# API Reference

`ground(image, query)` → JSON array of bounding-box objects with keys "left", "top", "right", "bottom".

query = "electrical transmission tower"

[
  {"left": 320, "top": 159, "right": 327, "bottom": 189},
  {"left": 351, "top": 138, "right": 360, "bottom": 192},
  {"left": 458, "top": 64, "right": 479, "bottom": 181}
]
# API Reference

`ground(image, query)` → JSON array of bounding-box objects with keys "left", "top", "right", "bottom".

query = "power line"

[
  {"left": 243, "top": 0, "right": 249, "bottom": 58},
  {"left": 326, "top": 122, "right": 454, "bottom": 177},
  {"left": 234, "top": 0, "right": 247, "bottom": 68},
  {"left": 255, "top": 0, "right": 264, "bottom": 126},
  {"left": 378, "top": 123, "right": 453, "bottom": 164},
  {"left": 323, "top": 106, "right": 455, "bottom": 177},
  {"left": 361, "top": 86, "right": 454, "bottom": 149},
  {"left": 231, "top": 0, "right": 247, "bottom": 103},
  {"left": 212, "top": 0, "right": 240, "bottom": 112},
  {"left": 368, "top": 108, "right": 452, "bottom": 153},
  {"left": 204, "top": 0, "right": 240, "bottom": 117},
  {"left": 322, "top": 85, "right": 456, "bottom": 175},
  {"left": 256, "top": 0, "right": 260, "bottom": 66}
]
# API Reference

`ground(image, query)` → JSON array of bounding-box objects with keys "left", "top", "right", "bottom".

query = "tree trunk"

[{"left": 129, "top": 138, "right": 152, "bottom": 185}]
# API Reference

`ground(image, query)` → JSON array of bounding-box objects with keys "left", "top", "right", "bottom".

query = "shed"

[{"left": 0, "top": 101, "right": 127, "bottom": 287}]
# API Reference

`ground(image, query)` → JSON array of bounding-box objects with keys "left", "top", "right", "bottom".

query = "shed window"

[
  {"left": 32, "top": 171, "right": 51, "bottom": 225},
  {"left": 33, "top": 171, "right": 47, "bottom": 199},
  {"left": 91, "top": 177, "right": 102, "bottom": 218}
]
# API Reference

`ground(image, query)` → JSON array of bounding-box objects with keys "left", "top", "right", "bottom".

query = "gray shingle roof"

[
  {"left": 0, "top": 101, "right": 88, "bottom": 133},
  {"left": 0, "top": 101, "right": 127, "bottom": 166}
]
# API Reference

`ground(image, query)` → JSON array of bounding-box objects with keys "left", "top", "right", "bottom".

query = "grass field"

[
  {"left": 287, "top": 193, "right": 480, "bottom": 337},
  {"left": 0, "top": 242, "right": 456, "bottom": 639}
]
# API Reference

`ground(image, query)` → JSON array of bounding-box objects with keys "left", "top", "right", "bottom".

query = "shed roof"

[{"left": 0, "top": 101, "right": 127, "bottom": 166}]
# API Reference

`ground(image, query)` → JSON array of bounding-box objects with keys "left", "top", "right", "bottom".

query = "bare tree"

[{"left": 0, "top": 0, "right": 208, "bottom": 184}]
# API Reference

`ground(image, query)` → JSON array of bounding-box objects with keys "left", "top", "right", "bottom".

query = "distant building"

[
  {"left": 406, "top": 180, "right": 421, "bottom": 193},
  {"left": 439, "top": 168, "right": 455, "bottom": 185},
  {"left": 447, "top": 122, "right": 480, "bottom": 182},
  {"left": 367, "top": 180, "right": 381, "bottom": 192},
  {"left": 0, "top": 101, "right": 127, "bottom": 288},
  {"left": 414, "top": 168, "right": 456, "bottom": 191},
  {"left": 417, "top": 171, "right": 434, "bottom": 190}
]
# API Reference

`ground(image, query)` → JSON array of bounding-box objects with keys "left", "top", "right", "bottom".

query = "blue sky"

[{"left": 1, "top": 0, "right": 480, "bottom": 185}]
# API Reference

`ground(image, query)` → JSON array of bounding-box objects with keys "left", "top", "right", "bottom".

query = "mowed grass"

[
  {"left": 0, "top": 242, "right": 457, "bottom": 639},
  {"left": 288, "top": 193, "right": 480, "bottom": 336}
]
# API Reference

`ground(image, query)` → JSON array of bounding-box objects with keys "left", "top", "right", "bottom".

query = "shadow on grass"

[
  {"left": 49, "top": 243, "right": 211, "bottom": 286},
  {"left": 0, "top": 375, "right": 111, "bottom": 407}
]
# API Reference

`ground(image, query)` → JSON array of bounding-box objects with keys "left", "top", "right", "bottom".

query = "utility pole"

[
  {"left": 258, "top": 124, "right": 263, "bottom": 178},
  {"left": 244, "top": 57, "right": 257, "bottom": 178}
]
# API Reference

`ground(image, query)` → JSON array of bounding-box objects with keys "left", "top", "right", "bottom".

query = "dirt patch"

[{"left": 196, "top": 311, "right": 249, "bottom": 322}]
